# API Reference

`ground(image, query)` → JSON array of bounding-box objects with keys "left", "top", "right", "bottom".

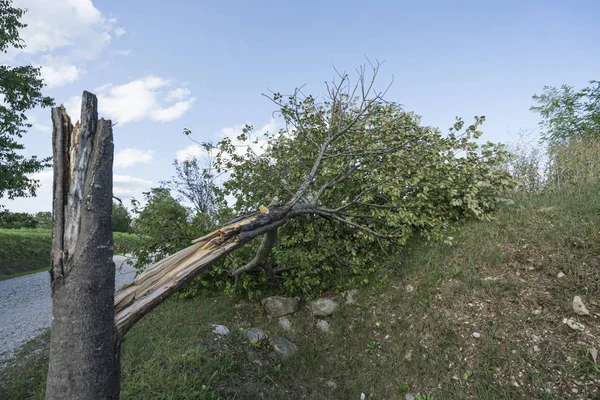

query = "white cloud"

[
  {"left": 8, "top": 0, "right": 114, "bottom": 61},
  {"left": 176, "top": 144, "right": 206, "bottom": 162},
  {"left": 115, "top": 49, "right": 132, "bottom": 56},
  {"left": 166, "top": 88, "right": 191, "bottom": 101},
  {"left": 114, "top": 148, "right": 154, "bottom": 168},
  {"left": 29, "top": 170, "right": 54, "bottom": 195},
  {"left": 113, "top": 174, "right": 153, "bottom": 197},
  {"left": 62, "top": 76, "right": 195, "bottom": 125},
  {"left": 40, "top": 63, "right": 81, "bottom": 88},
  {"left": 28, "top": 116, "right": 51, "bottom": 132},
  {"left": 153, "top": 98, "right": 196, "bottom": 122},
  {"left": 114, "top": 27, "right": 126, "bottom": 37}
]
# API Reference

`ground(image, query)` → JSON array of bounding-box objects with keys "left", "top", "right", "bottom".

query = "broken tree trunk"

[
  {"left": 46, "top": 93, "right": 119, "bottom": 400},
  {"left": 114, "top": 203, "right": 309, "bottom": 336}
]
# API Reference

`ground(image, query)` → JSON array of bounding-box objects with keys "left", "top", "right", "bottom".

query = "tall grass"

[{"left": 505, "top": 134, "right": 600, "bottom": 192}]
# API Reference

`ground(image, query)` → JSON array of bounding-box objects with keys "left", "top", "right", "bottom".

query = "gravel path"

[{"left": 0, "top": 255, "right": 138, "bottom": 363}]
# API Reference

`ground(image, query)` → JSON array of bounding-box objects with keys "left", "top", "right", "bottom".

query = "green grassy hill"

[
  {"left": 0, "top": 229, "right": 141, "bottom": 279},
  {"left": 2, "top": 184, "right": 599, "bottom": 399}
]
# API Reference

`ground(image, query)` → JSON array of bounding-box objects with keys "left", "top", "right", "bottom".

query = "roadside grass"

[
  {"left": 1, "top": 183, "right": 599, "bottom": 399},
  {"left": 0, "top": 230, "right": 142, "bottom": 278}
]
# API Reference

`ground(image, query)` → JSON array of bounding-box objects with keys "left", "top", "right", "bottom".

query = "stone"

[
  {"left": 405, "top": 394, "right": 416, "bottom": 400},
  {"left": 269, "top": 336, "right": 298, "bottom": 359},
  {"left": 572, "top": 296, "right": 590, "bottom": 316},
  {"left": 343, "top": 289, "right": 359, "bottom": 305},
  {"left": 278, "top": 317, "right": 292, "bottom": 331},
  {"left": 212, "top": 325, "right": 229, "bottom": 335},
  {"left": 261, "top": 296, "right": 299, "bottom": 317},
  {"left": 324, "top": 380, "right": 337, "bottom": 390},
  {"left": 404, "top": 350, "right": 413, "bottom": 361},
  {"left": 557, "top": 271, "right": 566, "bottom": 278},
  {"left": 472, "top": 332, "right": 481, "bottom": 339},
  {"left": 406, "top": 284, "right": 415, "bottom": 293},
  {"left": 310, "top": 298, "right": 339, "bottom": 317},
  {"left": 316, "top": 319, "right": 330, "bottom": 333},
  {"left": 246, "top": 328, "right": 267, "bottom": 344},
  {"left": 563, "top": 318, "right": 585, "bottom": 331}
]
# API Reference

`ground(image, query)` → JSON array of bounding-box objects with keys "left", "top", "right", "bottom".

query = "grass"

[
  {"left": 0, "top": 229, "right": 142, "bottom": 278},
  {"left": 1, "top": 183, "right": 599, "bottom": 399}
]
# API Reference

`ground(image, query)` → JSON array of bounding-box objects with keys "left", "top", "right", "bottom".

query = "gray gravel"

[{"left": 0, "top": 255, "right": 138, "bottom": 363}]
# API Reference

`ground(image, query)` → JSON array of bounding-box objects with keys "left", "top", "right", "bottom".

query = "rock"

[
  {"left": 324, "top": 380, "right": 337, "bottom": 390},
  {"left": 212, "top": 324, "right": 229, "bottom": 335},
  {"left": 557, "top": 271, "right": 566, "bottom": 278},
  {"left": 589, "top": 347, "right": 598, "bottom": 364},
  {"left": 261, "top": 296, "right": 299, "bottom": 317},
  {"left": 246, "top": 328, "right": 267, "bottom": 344},
  {"left": 532, "top": 309, "right": 542, "bottom": 315},
  {"left": 269, "top": 336, "right": 298, "bottom": 359},
  {"left": 572, "top": 296, "right": 590, "bottom": 316},
  {"left": 404, "top": 350, "right": 412, "bottom": 361},
  {"left": 316, "top": 319, "right": 330, "bottom": 333},
  {"left": 343, "top": 289, "right": 359, "bottom": 305},
  {"left": 563, "top": 318, "right": 585, "bottom": 331},
  {"left": 310, "top": 298, "right": 339, "bottom": 317},
  {"left": 472, "top": 332, "right": 481, "bottom": 339},
  {"left": 405, "top": 394, "right": 416, "bottom": 400},
  {"left": 278, "top": 317, "right": 292, "bottom": 331},
  {"left": 406, "top": 284, "right": 415, "bottom": 293}
]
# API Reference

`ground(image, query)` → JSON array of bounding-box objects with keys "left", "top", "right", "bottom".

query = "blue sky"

[{"left": 2, "top": 0, "right": 599, "bottom": 212}]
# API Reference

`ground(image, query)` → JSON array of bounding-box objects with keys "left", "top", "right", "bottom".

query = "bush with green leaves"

[
  {"left": 112, "top": 201, "right": 132, "bottom": 233},
  {"left": 175, "top": 64, "right": 517, "bottom": 298},
  {"left": 130, "top": 188, "right": 212, "bottom": 269},
  {"left": 0, "top": 209, "right": 37, "bottom": 228}
]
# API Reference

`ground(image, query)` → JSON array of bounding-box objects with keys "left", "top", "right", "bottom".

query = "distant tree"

[
  {"left": 162, "top": 151, "right": 217, "bottom": 215},
  {"left": 34, "top": 211, "right": 52, "bottom": 229},
  {"left": 0, "top": 209, "right": 37, "bottom": 228},
  {"left": 112, "top": 201, "right": 132, "bottom": 233},
  {"left": 131, "top": 188, "right": 211, "bottom": 267},
  {"left": 531, "top": 81, "right": 600, "bottom": 143},
  {"left": 0, "top": 0, "right": 54, "bottom": 201}
]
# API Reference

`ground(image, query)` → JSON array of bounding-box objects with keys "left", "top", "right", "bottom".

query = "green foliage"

[
  {"left": 206, "top": 68, "right": 516, "bottom": 297},
  {"left": 130, "top": 188, "right": 212, "bottom": 269},
  {"left": 531, "top": 80, "right": 600, "bottom": 143},
  {"left": 34, "top": 211, "right": 52, "bottom": 229},
  {"left": 0, "top": 209, "right": 37, "bottom": 228},
  {"left": 112, "top": 201, "right": 132, "bottom": 233},
  {"left": 0, "top": 0, "right": 54, "bottom": 200}
]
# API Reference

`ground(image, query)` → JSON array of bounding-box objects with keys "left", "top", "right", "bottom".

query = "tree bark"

[{"left": 46, "top": 92, "right": 119, "bottom": 400}]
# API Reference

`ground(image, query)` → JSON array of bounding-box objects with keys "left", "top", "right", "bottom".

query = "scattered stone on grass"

[
  {"left": 343, "top": 289, "right": 359, "bottom": 305},
  {"left": 261, "top": 296, "right": 299, "bottom": 317},
  {"left": 572, "top": 296, "right": 590, "bottom": 316},
  {"left": 405, "top": 394, "right": 416, "bottom": 400},
  {"left": 310, "top": 298, "right": 339, "bottom": 317},
  {"left": 324, "top": 380, "right": 337, "bottom": 390},
  {"left": 557, "top": 271, "right": 566, "bottom": 278},
  {"left": 404, "top": 349, "right": 413, "bottom": 361},
  {"left": 212, "top": 325, "right": 229, "bottom": 335},
  {"left": 406, "top": 284, "right": 415, "bottom": 293},
  {"left": 563, "top": 318, "right": 585, "bottom": 331},
  {"left": 246, "top": 328, "right": 267, "bottom": 344},
  {"left": 316, "top": 319, "right": 330, "bottom": 333},
  {"left": 269, "top": 336, "right": 298, "bottom": 359},
  {"left": 472, "top": 332, "right": 481, "bottom": 339},
  {"left": 278, "top": 317, "right": 292, "bottom": 331}
]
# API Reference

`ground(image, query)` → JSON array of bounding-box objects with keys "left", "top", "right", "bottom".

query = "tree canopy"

[
  {"left": 530, "top": 80, "right": 600, "bottom": 143},
  {"left": 167, "top": 63, "right": 517, "bottom": 296},
  {"left": 0, "top": 0, "right": 54, "bottom": 201}
]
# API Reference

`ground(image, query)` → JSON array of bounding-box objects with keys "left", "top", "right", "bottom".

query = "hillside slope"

[{"left": 2, "top": 184, "right": 599, "bottom": 399}]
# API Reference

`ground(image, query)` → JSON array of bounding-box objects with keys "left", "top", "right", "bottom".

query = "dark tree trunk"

[{"left": 45, "top": 92, "right": 119, "bottom": 400}]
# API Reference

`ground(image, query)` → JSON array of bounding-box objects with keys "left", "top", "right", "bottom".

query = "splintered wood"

[{"left": 114, "top": 214, "right": 259, "bottom": 336}]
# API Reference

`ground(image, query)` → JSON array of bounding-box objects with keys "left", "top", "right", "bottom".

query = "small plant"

[
  {"left": 365, "top": 340, "right": 382, "bottom": 355},
  {"left": 395, "top": 378, "right": 412, "bottom": 393},
  {"left": 573, "top": 346, "right": 600, "bottom": 375}
]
